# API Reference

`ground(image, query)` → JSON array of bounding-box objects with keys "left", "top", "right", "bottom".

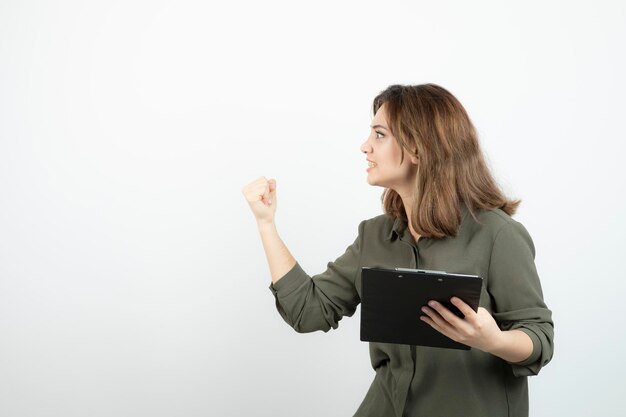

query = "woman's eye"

[{"left": 375, "top": 131, "right": 384, "bottom": 139}]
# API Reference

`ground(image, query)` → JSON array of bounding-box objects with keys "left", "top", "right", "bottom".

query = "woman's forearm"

[
  {"left": 257, "top": 220, "right": 297, "bottom": 284},
  {"left": 489, "top": 329, "right": 534, "bottom": 364}
]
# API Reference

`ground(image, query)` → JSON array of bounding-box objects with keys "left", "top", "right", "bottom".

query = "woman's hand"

[
  {"left": 420, "top": 297, "right": 503, "bottom": 354},
  {"left": 241, "top": 176, "right": 277, "bottom": 224}
]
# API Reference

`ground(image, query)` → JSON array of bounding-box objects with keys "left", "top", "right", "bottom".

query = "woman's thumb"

[{"left": 267, "top": 179, "right": 276, "bottom": 204}]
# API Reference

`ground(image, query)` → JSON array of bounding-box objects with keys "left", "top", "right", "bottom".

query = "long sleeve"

[
  {"left": 487, "top": 220, "right": 555, "bottom": 377},
  {"left": 268, "top": 220, "right": 365, "bottom": 333}
]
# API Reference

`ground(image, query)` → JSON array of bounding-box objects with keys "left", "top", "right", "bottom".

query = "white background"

[{"left": 1, "top": 1, "right": 625, "bottom": 416}]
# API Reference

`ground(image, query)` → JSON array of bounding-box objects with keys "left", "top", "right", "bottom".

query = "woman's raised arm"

[{"left": 242, "top": 176, "right": 296, "bottom": 284}]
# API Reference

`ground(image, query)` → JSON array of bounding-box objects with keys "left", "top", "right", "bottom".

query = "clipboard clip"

[{"left": 394, "top": 267, "right": 448, "bottom": 274}]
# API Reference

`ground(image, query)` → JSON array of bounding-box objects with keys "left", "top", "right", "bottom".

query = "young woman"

[{"left": 241, "top": 83, "right": 554, "bottom": 417}]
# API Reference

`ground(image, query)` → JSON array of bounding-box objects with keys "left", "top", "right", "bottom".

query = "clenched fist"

[{"left": 241, "top": 176, "right": 277, "bottom": 224}]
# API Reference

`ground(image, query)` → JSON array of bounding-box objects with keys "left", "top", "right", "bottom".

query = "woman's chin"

[{"left": 366, "top": 178, "right": 385, "bottom": 188}]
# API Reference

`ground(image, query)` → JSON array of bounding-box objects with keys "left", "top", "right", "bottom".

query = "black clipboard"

[{"left": 360, "top": 266, "right": 483, "bottom": 350}]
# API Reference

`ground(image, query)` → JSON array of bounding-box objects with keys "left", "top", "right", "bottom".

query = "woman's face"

[{"left": 360, "top": 103, "right": 418, "bottom": 190}]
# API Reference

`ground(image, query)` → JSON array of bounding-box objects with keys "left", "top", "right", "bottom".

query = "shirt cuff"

[{"left": 268, "top": 261, "right": 309, "bottom": 297}]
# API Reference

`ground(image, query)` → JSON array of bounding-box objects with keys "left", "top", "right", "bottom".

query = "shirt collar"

[
  {"left": 386, "top": 202, "right": 470, "bottom": 241},
  {"left": 387, "top": 217, "right": 406, "bottom": 241}
]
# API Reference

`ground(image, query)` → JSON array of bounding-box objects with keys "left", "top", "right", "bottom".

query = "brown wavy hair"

[{"left": 374, "top": 83, "right": 521, "bottom": 238}]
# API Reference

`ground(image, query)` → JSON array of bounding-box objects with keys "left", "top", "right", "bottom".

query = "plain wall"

[{"left": 1, "top": 1, "right": 625, "bottom": 416}]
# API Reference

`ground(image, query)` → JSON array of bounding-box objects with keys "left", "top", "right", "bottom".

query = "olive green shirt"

[{"left": 268, "top": 203, "right": 554, "bottom": 417}]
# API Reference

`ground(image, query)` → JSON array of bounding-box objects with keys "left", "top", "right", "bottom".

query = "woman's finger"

[
  {"left": 450, "top": 297, "right": 477, "bottom": 319},
  {"left": 421, "top": 306, "right": 456, "bottom": 336},
  {"left": 426, "top": 301, "right": 469, "bottom": 331}
]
